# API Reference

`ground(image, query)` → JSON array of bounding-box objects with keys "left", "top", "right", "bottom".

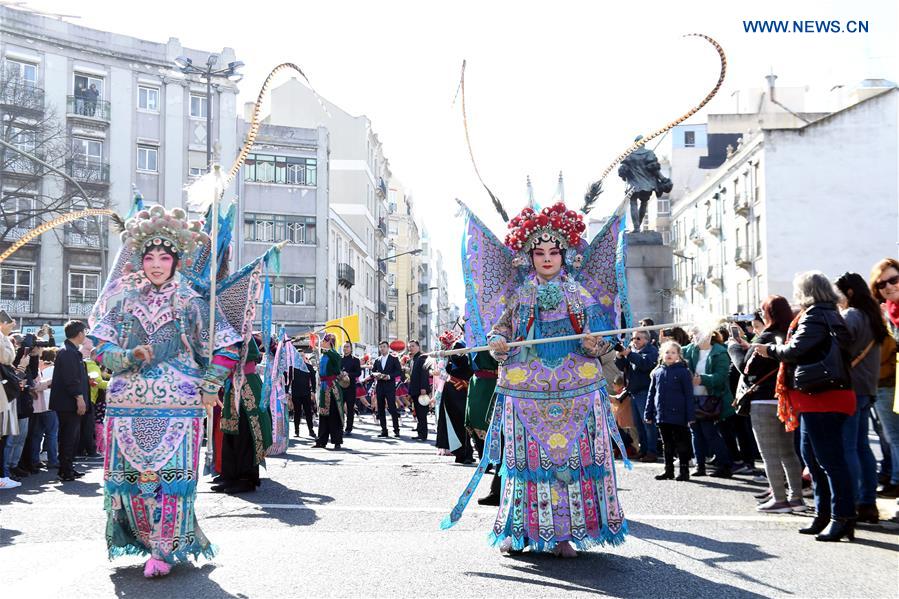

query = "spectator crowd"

[{"left": 613, "top": 258, "right": 899, "bottom": 541}]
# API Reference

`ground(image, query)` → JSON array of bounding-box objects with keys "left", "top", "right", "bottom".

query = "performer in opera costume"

[
  {"left": 441, "top": 188, "right": 633, "bottom": 558},
  {"left": 212, "top": 335, "right": 273, "bottom": 494},
  {"left": 435, "top": 331, "right": 475, "bottom": 464},
  {"left": 89, "top": 205, "right": 242, "bottom": 577},
  {"left": 441, "top": 34, "right": 727, "bottom": 558},
  {"left": 315, "top": 333, "right": 345, "bottom": 449}
]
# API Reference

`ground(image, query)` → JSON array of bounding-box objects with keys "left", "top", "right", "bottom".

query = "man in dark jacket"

[
  {"left": 290, "top": 356, "right": 316, "bottom": 438},
  {"left": 407, "top": 340, "right": 432, "bottom": 441},
  {"left": 615, "top": 330, "right": 660, "bottom": 462},
  {"left": 371, "top": 341, "right": 402, "bottom": 438},
  {"left": 340, "top": 342, "right": 362, "bottom": 435},
  {"left": 49, "top": 320, "right": 89, "bottom": 481}
]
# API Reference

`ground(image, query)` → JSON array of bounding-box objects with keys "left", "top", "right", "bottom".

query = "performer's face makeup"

[
  {"left": 531, "top": 242, "right": 562, "bottom": 280},
  {"left": 142, "top": 248, "right": 176, "bottom": 286}
]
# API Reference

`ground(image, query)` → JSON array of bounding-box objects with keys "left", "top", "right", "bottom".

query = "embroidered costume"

[
  {"left": 216, "top": 337, "right": 273, "bottom": 492},
  {"left": 464, "top": 350, "right": 499, "bottom": 458},
  {"left": 442, "top": 191, "right": 633, "bottom": 554},
  {"left": 316, "top": 343, "right": 345, "bottom": 448},
  {"left": 89, "top": 206, "right": 241, "bottom": 565}
]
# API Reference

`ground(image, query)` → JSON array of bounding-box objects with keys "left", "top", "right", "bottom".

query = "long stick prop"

[
  {"left": 204, "top": 164, "right": 223, "bottom": 475},
  {"left": 428, "top": 322, "right": 690, "bottom": 357}
]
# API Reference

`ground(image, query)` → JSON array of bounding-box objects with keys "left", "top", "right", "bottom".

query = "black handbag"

[
  {"left": 792, "top": 318, "right": 851, "bottom": 394},
  {"left": 695, "top": 395, "right": 722, "bottom": 421}
]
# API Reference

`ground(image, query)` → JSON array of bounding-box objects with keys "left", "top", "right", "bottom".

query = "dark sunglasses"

[{"left": 875, "top": 275, "right": 899, "bottom": 290}]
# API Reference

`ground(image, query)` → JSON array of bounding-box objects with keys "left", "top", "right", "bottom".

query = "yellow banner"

[{"left": 324, "top": 314, "right": 360, "bottom": 347}]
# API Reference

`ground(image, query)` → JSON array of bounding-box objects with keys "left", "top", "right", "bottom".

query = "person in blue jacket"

[
  {"left": 615, "top": 330, "right": 661, "bottom": 462},
  {"left": 645, "top": 341, "right": 695, "bottom": 481}
]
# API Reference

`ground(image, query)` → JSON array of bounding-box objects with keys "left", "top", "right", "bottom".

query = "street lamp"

[
  {"left": 406, "top": 286, "right": 438, "bottom": 342},
  {"left": 376, "top": 248, "right": 422, "bottom": 343},
  {"left": 173, "top": 55, "right": 244, "bottom": 169}
]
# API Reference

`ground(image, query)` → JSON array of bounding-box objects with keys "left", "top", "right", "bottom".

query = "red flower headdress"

[
  {"left": 438, "top": 330, "right": 462, "bottom": 350},
  {"left": 503, "top": 200, "right": 586, "bottom": 253}
]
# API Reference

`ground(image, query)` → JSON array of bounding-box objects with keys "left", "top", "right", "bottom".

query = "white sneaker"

[
  {"left": 789, "top": 500, "right": 808, "bottom": 513},
  {"left": 0, "top": 476, "right": 21, "bottom": 489}
]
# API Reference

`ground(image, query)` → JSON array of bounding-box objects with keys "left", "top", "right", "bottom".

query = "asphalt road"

[{"left": 1, "top": 412, "right": 897, "bottom": 598}]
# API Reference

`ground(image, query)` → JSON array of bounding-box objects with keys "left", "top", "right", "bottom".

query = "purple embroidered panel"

[
  {"left": 460, "top": 204, "right": 519, "bottom": 347},
  {"left": 573, "top": 214, "right": 624, "bottom": 330},
  {"left": 510, "top": 394, "right": 593, "bottom": 466}
]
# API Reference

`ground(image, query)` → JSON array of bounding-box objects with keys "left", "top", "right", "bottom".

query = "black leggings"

[{"left": 659, "top": 423, "right": 692, "bottom": 469}]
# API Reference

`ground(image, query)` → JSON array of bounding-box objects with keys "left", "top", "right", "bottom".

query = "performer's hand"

[
  {"left": 201, "top": 392, "right": 222, "bottom": 409},
  {"left": 692, "top": 374, "right": 702, "bottom": 386},
  {"left": 76, "top": 396, "right": 87, "bottom": 416},
  {"left": 133, "top": 345, "right": 154, "bottom": 362},
  {"left": 489, "top": 338, "right": 509, "bottom": 354}
]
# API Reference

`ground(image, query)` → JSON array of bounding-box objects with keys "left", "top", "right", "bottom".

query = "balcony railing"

[
  {"left": 691, "top": 274, "right": 706, "bottom": 291},
  {"left": 0, "top": 294, "right": 33, "bottom": 315},
  {"left": 707, "top": 265, "right": 723, "bottom": 285},
  {"left": 65, "top": 158, "right": 110, "bottom": 184},
  {"left": 64, "top": 226, "right": 106, "bottom": 249},
  {"left": 1, "top": 155, "right": 42, "bottom": 177},
  {"left": 377, "top": 177, "right": 388, "bottom": 198},
  {"left": 0, "top": 79, "right": 44, "bottom": 112},
  {"left": 387, "top": 288, "right": 398, "bottom": 299},
  {"left": 734, "top": 193, "right": 749, "bottom": 215},
  {"left": 688, "top": 228, "right": 704, "bottom": 245},
  {"left": 705, "top": 215, "right": 722, "bottom": 236},
  {"left": 379, "top": 301, "right": 388, "bottom": 314},
  {"left": 1, "top": 225, "right": 39, "bottom": 243},
  {"left": 734, "top": 246, "right": 752, "bottom": 268},
  {"left": 377, "top": 218, "right": 388, "bottom": 237},
  {"left": 67, "top": 295, "right": 98, "bottom": 316},
  {"left": 66, "top": 95, "right": 111, "bottom": 121},
  {"left": 337, "top": 262, "right": 355, "bottom": 288}
]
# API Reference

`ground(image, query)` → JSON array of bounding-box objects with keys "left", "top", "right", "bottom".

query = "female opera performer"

[
  {"left": 443, "top": 196, "right": 632, "bottom": 559},
  {"left": 89, "top": 206, "right": 242, "bottom": 578}
]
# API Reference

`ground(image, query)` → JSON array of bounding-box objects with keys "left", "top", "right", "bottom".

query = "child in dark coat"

[{"left": 645, "top": 341, "right": 695, "bottom": 481}]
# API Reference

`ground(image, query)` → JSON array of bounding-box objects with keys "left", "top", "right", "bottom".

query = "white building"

[
  {"left": 264, "top": 78, "right": 391, "bottom": 346},
  {"left": 1, "top": 5, "right": 239, "bottom": 328},
  {"left": 234, "top": 120, "right": 330, "bottom": 334},
  {"left": 670, "top": 85, "right": 898, "bottom": 320}
]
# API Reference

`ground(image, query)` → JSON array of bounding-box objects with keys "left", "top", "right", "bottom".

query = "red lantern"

[{"left": 389, "top": 340, "right": 406, "bottom": 353}]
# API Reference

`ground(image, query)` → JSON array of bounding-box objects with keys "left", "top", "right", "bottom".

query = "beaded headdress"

[{"left": 121, "top": 205, "right": 208, "bottom": 269}]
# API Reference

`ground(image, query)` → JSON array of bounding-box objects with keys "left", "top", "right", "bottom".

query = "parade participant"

[
  {"left": 371, "top": 341, "right": 402, "bottom": 438},
  {"left": 407, "top": 340, "right": 432, "bottom": 441},
  {"left": 435, "top": 331, "right": 475, "bottom": 464},
  {"left": 213, "top": 336, "right": 273, "bottom": 494},
  {"left": 443, "top": 185, "right": 633, "bottom": 557},
  {"left": 290, "top": 353, "right": 317, "bottom": 438},
  {"left": 315, "top": 333, "right": 344, "bottom": 449},
  {"left": 341, "top": 342, "right": 362, "bottom": 435},
  {"left": 89, "top": 205, "right": 242, "bottom": 577},
  {"left": 465, "top": 350, "right": 499, "bottom": 459}
]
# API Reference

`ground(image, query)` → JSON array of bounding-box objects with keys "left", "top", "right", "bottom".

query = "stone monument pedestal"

[{"left": 623, "top": 231, "right": 673, "bottom": 327}]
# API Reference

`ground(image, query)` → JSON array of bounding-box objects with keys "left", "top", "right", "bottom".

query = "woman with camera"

[
  {"left": 729, "top": 296, "right": 805, "bottom": 513},
  {"left": 752, "top": 271, "right": 857, "bottom": 542}
]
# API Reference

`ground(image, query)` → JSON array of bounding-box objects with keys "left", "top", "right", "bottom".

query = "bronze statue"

[{"left": 617, "top": 135, "right": 672, "bottom": 232}]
